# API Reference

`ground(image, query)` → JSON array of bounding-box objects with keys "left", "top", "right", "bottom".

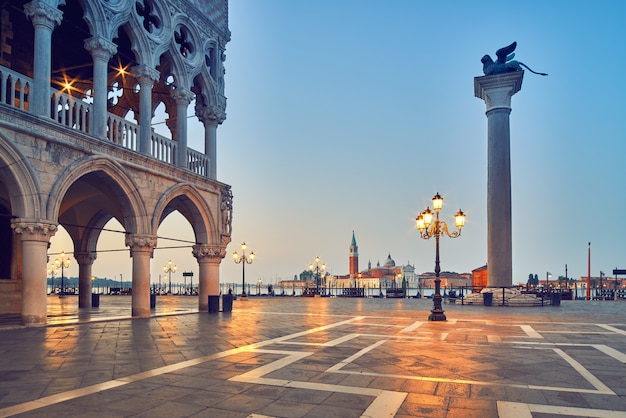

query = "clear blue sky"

[{"left": 51, "top": 1, "right": 626, "bottom": 286}]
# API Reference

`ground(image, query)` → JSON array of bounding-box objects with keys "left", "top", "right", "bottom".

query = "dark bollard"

[
  {"left": 91, "top": 293, "right": 100, "bottom": 307},
  {"left": 150, "top": 294, "right": 156, "bottom": 309},
  {"left": 483, "top": 292, "right": 493, "bottom": 306},
  {"left": 208, "top": 295, "right": 219, "bottom": 313},
  {"left": 222, "top": 294, "right": 233, "bottom": 312},
  {"left": 551, "top": 292, "right": 561, "bottom": 306}
]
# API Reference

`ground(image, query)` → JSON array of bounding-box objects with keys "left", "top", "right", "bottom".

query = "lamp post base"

[{"left": 428, "top": 309, "right": 447, "bottom": 321}]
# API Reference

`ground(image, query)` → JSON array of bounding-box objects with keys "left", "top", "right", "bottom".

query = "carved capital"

[
  {"left": 74, "top": 251, "right": 98, "bottom": 265},
  {"left": 131, "top": 64, "right": 160, "bottom": 84},
  {"left": 11, "top": 219, "right": 57, "bottom": 242},
  {"left": 170, "top": 88, "right": 195, "bottom": 105},
  {"left": 24, "top": 1, "right": 63, "bottom": 30},
  {"left": 125, "top": 234, "right": 157, "bottom": 250},
  {"left": 474, "top": 71, "right": 524, "bottom": 112},
  {"left": 192, "top": 244, "right": 226, "bottom": 260},
  {"left": 84, "top": 36, "right": 118, "bottom": 60},
  {"left": 196, "top": 105, "right": 226, "bottom": 125}
]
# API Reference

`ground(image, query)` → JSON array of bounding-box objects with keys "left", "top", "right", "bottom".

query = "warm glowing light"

[
  {"left": 416, "top": 213, "right": 425, "bottom": 231},
  {"left": 249, "top": 252, "right": 255, "bottom": 260},
  {"left": 455, "top": 209, "right": 466, "bottom": 228},
  {"left": 233, "top": 251, "right": 239, "bottom": 261},
  {"left": 423, "top": 207, "right": 433, "bottom": 226},
  {"left": 241, "top": 242, "right": 247, "bottom": 251},
  {"left": 432, "top": 193, "right": 443, "bottom": 211}
]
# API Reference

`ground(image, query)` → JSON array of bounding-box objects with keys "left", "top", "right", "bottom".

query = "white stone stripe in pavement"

[{"left": 497, "top": 401, "right": 626, "bottom": 418}]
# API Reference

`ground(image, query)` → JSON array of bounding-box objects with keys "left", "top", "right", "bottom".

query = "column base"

[
  {"left": 132, "top": 308, "right": 150, "bottom": 318},
  {"left": 22, "top": 314, "right": 46, "bottom": 326}
]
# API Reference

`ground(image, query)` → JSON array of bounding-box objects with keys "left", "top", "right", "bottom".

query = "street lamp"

[
  {"left": 163, "top": 260, "right": 177, "bottom": 295},
  {"left": 233, "top": 242, "right": 255, "bottom": 297},
  {"left": 54, "top": 251, "right": 71, "bottom": 297},
  {"left": 416, "top": 193, "right": 465, "bottom": 321},
  {"left": 309, "top": 256, "right": 326, "bottom": 295},
  {"left": 47, "top": 264, "right": 59, "bottom": 295}
]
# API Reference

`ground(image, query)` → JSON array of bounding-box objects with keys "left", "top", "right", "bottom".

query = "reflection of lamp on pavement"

[
  {"left": 416, "top": 193, "right": 465, "bottom": 321},
  {"left": 233, "top": 242, "right": 255, "bottom": 297},
  {"left": 163, "top": 260, "right": 177, "bottom": 295}
]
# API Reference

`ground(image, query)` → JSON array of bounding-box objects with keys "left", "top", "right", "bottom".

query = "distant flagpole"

[{"left": 587, "top": 242, "right": 591, "bottom": 300}]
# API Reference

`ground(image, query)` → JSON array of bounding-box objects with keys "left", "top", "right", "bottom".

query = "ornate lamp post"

[
  {"left": 309, "top": 256, "right": 326, "bottom": 295},
  {"left": 416, "top": 193, "right": 466, "bottom": 321},
  {"left": 233, "top": 242, "right": 255, "bottom": 297},
  {"left": 55, "top": 251, "right": 72, "bottom": 297},
  {"left": 163, "top": 260, "right": 177, "bottom": 295}
]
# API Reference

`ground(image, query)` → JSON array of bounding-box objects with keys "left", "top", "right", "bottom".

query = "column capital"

[
  {"left": 84, "top": 36, "right": 117, "bottom": 60},
  {"left": 170, "top": 88, "right": 195, "bottom": 105},
  {"left": 74, "top": 251, "right": 97, "bottom": 265},
  {"left": 125, "top": 234, "right": 157, "bottom": 251},
  {"left": 131, "top": 64, "right": 160, "bottom": 84},
  {"left": 10, "top": 219, "right": 57, "bottom": 242},
  {"left": 474, "top": 71, "right": 524, "bottom": 112},
  {"left": 24, "top": 1, "right": 63, "bottom": 30},
  {"left": 192, "top": 244, "right": 226, "bottom": 261},
  {"left": 196, "top": 105, "right": 226, "bottom": 125}
]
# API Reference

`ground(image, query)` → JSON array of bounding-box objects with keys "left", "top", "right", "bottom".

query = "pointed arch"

[
  {"left": 152, "top": 183, "right": 217, "bottom": 245},
  {"left": 0, "top": 130, "right": 43, "bottom": 219},
  {"left": 46, "top": 156, "right": 149, "bottom": 234}
]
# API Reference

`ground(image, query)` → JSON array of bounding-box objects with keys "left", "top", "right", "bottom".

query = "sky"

[{"left": 50, "top": 0, "right": 626, "bottom": 287}]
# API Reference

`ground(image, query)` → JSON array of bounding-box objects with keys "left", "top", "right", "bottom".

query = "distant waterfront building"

[{"left": 333, "top": 232, "right": 416, "bottom": 290}]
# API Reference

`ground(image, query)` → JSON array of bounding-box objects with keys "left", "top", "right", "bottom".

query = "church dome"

[{"left": 384, "top": 253, "right": 395, "bottom": 268}]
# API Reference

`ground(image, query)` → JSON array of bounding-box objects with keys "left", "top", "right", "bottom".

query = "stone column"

[
  {"left": 193, "top": 244, "right": 225, "bottom": 311},
  {"left": 131, "top": 65, "right": 160, "bottom": 156},
  {"left": 10, "top": 220, "right": 57, "bottom": 326},
  {"left": 24, "top": 1, "right": 62, "bottom": 117},
  {"left": 171, "top": 88, "right": 195, "bottom": 169},
  {"left": 125, "top": 234, "right": 157, "bottom": 317},
  {"left": 75, "top": 252, "right": 97, "bottom": 308},
  {"left": 84, "top": 37, "right": 117, "bottom": 139},
  {"left": 474, "top": 71, "right": 524, "bottom": 288},
  {"left": 197, "top": 106, "right": 226, "bottom": 179}
]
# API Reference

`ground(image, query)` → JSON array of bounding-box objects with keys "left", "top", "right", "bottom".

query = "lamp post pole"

[
  {"left": 163, "top": 260, "right": 177, "bottom": 295},
  {"left": 55, "top": 251, "right": 71, "bottom": 297},
  {"left": 416, "top": 193, "right": 466, "bottom": 321},
  {"left": 47, "top": 265, "right": 59, "bottom": 295},
  {"left": 233, "top": 242, "right": 255, "bottom": 297},
  {"left": 309, "top": 256, "right": 326, "bottom": 295}
]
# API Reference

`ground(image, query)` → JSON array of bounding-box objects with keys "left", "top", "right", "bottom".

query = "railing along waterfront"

[{"left": 0, "top": 65, "right": 210, "bottom": 177}]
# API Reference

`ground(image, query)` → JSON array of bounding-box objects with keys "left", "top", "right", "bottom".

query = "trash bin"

[
  {"left": 150, "top": 294, "right": 156, "bottom": 309},
  {"left": 483, "top": 292, "right": 493, "bottom": 306},
  {"left": 91, "top": 293, "right": 100, "bottom": 307},
  {"left": 222, "top": 294, "right": 233, "bottom": 312},
  {"left": 551, "top": 292, "right": 561, "bottom": 306},
  {"left": 208, "top": 295, "right": 219, "bottom": 313}
]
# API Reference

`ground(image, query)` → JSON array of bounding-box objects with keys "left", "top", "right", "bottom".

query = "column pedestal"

[{"left": 475, "top": 71, "right": 523, "bottom": 288}]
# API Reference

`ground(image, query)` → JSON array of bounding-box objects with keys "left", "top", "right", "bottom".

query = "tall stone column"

[
  {"left": 131, "top": 65, "right": 160, "bottom": 156},
  {"left": 126, "top": 234, "right": 157, "bottom": 317},
  {"left": 193, "top": 244, "right": 225, "bottom": 312},
  {"left": 197, "top": 106, "right": 226, "bottom": 179},
  {"left": 10, "top": 220, "right": 57, "bottom": 326},
  {"left": 84, "top": 37, "right": 117, "bottom": 139},
  {"left": 474, "top": 71, "right": 523, "bottom": 288},
  {"left": 24, "top": 1, "right": 62, "bottom": 117},
  {"left": 75, "top": 252, "right": 97, "bottom": 308},
  {"left": 171, "top": 88, "right": 194, "bottom": 169}
]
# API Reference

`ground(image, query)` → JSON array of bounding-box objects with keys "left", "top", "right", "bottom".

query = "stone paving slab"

[{"left": 0, "top": 296, "right": 625, "bottom": 417}]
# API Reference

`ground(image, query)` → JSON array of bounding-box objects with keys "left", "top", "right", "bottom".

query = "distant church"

[{"left": 332, "top": 232, "right": 417, "bottom": 290}]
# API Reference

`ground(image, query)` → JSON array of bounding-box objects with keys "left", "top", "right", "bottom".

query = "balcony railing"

[{"left": 0, "top": 65, "right": 208, "bottom": 177}]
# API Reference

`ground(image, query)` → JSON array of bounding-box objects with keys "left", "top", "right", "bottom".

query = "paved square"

[{"left": 1, "top": 296, "right": 625, "bottom": 417}]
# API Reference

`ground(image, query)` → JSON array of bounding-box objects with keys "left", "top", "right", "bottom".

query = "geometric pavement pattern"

[{"left": 0, "top": 298, "right": 625, "bottom": 417}]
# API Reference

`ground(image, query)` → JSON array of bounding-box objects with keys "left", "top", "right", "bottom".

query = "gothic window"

[
  {"left": 135, "top": 0, "right": 161, "bottom": 34},
  {"left": 174, "top": 26, "right": 193, "bottom": 58}
]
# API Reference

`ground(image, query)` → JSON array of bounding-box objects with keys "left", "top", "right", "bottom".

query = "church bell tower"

[{"left": 349, "top": 231, "right": 358, "bottom": 278}]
